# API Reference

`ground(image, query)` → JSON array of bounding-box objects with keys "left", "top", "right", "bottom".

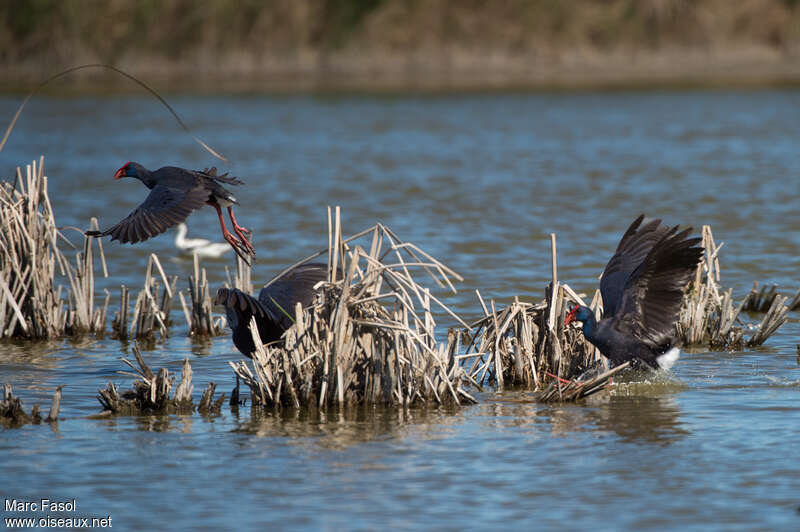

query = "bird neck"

[
  {"left": 134, "top": 167, "right": 156, "bottom": 188},
  {"left": 578, "top": 309, "right": 599, "bottom": 343},
  {"left": 175, "top": 224, "right": 187, "bottom": 246}
]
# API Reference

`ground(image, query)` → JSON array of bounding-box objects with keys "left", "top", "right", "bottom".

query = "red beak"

[
  {"left": 564, "top": 306, "right": 579, "bottom": 326},
  {"left": 113, "top": 167, "right": 125, "bottom": 179}
]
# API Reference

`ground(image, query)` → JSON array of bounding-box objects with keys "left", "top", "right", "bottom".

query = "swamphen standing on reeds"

[
  {"left": 564, "top": 215, "right": 703, "bottom": 370},
  {"left": 214, "top": 263, "right": 328, "bottom": 358},
  {"left": 86, "top": 162, "right": 255, "bottom": 261}
]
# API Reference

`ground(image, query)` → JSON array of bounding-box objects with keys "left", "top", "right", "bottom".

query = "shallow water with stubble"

[{"left": 1, "top": 89, "right": 799, "bottom": 530}]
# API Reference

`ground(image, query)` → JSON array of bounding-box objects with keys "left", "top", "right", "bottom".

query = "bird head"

[
  {"left": 564, "top": 305, "right": 592, "bottom": 326},
  {"left": 113, "top": 161, "right": 145, "bottom": 180}
]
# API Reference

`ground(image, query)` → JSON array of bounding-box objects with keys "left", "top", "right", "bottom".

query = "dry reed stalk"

[
  {"left": 111, "top": 285, "right": 131, "bottom": 339},
  {"left": 179, "top": 253, "right": 226, "bottom": 337},
  {"left": 1, "top": 157, "right": 113, "bottom": 338},
  {"left": 96, "top": 344, "right": 223, "bottom": 415},
  {"left": 746, "top": 294, "right": 790, "bottom": 347},
  {"left": 463, "top": 233, "right": 602, "bottom": 391},
  {"left": 740, "top": 282, "right": 800, "bottom": 312},
  {"left": 677, "top": 225, "right": 788, "bottom": 348},
  {"left": 789, "top": 289, "right": 800, "bottom": 312},
  {"left": 225, "top": 254, "right": 253, "bottom": 293},
  {"left": 743, "top": 282, "right": 779, "bottom": 313},
  {"left": 63, "top": 217, "right": 109, "bottom": 334},
  {"left": 122, "top": 254, "right": 175, "bottom": 341},
  {"left": 0, "top": 158, "right": 70, "bottom": 338},
  {"left": 229, "top": 211, "right": 476, "bottom": 408}
]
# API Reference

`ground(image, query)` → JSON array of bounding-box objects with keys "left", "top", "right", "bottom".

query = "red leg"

[
  {"left": 213, "top": 203, "right": 242, "bottom": 248},
  {"left": 545, "top": 371, "right": 573, "bottom": 385},
  {"left": 227, "top": 206, "right": 255, "bottom": 256}
]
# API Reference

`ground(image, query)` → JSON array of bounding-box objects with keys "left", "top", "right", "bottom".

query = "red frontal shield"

[
  {"left": 114, "top": 162, "right": 131, "bottom": 179},
  {"left": 564, "top": 306, "right": 579, "bottom": 326}
]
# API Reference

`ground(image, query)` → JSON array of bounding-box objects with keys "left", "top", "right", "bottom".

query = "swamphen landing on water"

[
  {"left": 86, "top": 162, "right": 256, "bottom": 262},
  {"left": 214, "top": 263, "right": 328, "bottom": 358},
  {"left": 564, "top": 215, "right": 703, "bottom": 370}
]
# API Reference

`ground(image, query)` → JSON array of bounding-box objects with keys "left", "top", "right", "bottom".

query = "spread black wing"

[
  {"left": 600, "top": 215, "right": 671, "bottom": 318},
  {"left": 88, "top": 184, "right": 209, "bottom": 244},
  {"left": 259, "top": 263, "right": 328, "bottom": 330},
  {"left": 214, "top": 263, "right": 328, "bottom": 357},
  {"left": 612, "top": 225, "right": 703, "bottom": 347}
]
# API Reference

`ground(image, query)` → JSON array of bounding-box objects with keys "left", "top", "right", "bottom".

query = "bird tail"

[
  {"left": 656, "top": 347, "right": 680, "bottom": 370},
  {"left": 202, "top": 167, "right": 244, "bottom": 186}
]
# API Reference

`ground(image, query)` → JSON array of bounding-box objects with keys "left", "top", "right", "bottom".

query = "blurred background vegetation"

[{"left": 2, "top": 0, "right": 800, "bottom": 90}]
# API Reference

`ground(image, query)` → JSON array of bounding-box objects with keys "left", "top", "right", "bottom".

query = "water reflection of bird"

[
  {"left": 590, "top": 395, "right": 688, "bottom": 445},
  {"left": 214, "top": 263, "right": 328, "bottom": 358},
  {"left": 85, "top": 162, "right": 255, "bottom": 261},
  {"left": 174, "top": 223, "right": 230, "bottom": 258},
  {"left": 565, "top": 215, "right": 703, "bottom": 369}
]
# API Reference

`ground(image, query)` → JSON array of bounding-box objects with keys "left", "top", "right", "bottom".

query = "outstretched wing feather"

[
  {"left": 615, "top": 228, "right": 703, "bottom": 347},
  {"left": 600, "top": 215, "right": 672, "bottom": 318},
  {"left": 94, "top": 185, "right": 209, "bottom": 244}
]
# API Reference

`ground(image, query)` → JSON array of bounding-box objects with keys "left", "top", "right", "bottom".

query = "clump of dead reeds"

[
  {"left": 741, "top": 282, "right": 800, "bottom": 313},
  {"left": 229, "top": 208, "right": 477, "bottom": 409},
  {"left": 1, "top": 158, "right": 110, "bottom": 338},
  {"left": 1, "top": 383, "right": 62, "bottom": 427},
  {"left": 96, "top": 344, "right": 224, "bottom": 415},
  {"left": 112, "top": 254, "right": 176, "bottom": 342},
  {"left": 678, "top": 226, "right": 789, "bottom": 348},
  {"left": 462, "top": 234, "right": 607, "bottom": 395},
  {"left": 178, "top": 253, "right": 226, "bottom": 337}
]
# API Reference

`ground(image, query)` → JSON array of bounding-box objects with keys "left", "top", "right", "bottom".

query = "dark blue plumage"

[
  {"left": 215, "top": 263, "right": 328, "bottom": 358},
  {"left": 565, "top": 215, "right": 703, "bottom": 369},
  {"left": 86, "top": 161, "right": 255, "bottom": 260}
]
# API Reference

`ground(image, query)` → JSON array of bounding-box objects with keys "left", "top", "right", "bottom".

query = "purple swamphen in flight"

[
  {"left": 86, "top": 162, "right": 255, "bottom": 261},
  {"left": 214, "top": 263, "right": 328, "bottom": 358},
  {"left": 564, "top": 215, "right": 703, "bottom": 370}
]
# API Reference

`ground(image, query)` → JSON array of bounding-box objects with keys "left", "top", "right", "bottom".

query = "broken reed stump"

[
  {"left": 1, "top": 383, "right": 62, "bottom": 427},
  {"left": 462, "top": 233, "right": 607, "bottom": 394},
  {"left": 96, "top": 344, "right": 224, "bottom": 416},
  {"left": 741, "top": 281, "right": 800, "bottom": 313},
  {"left": 112, "top": 254, "right": 175, "bottom": 342},
  {"left": 743, "top": 282, "right": 780, "bottom": 313},
  {"left": 677, "top": 225, "right": 789, "bottom": 349},
  {"left": 179, "top": 253, "right": 226, "bottom": 337},
  {"left": 229, "top": 207, "right": 477, "bottom": 409}
]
